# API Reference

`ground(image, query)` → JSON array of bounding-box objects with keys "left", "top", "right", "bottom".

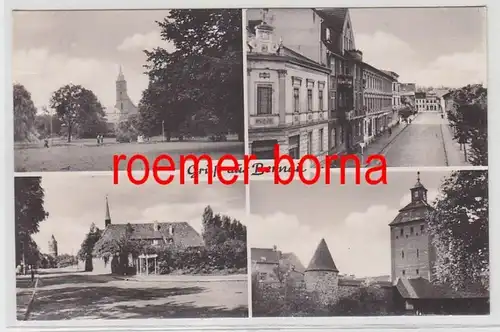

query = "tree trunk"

[
  {"left": 67, "top": 124, "right": 72, "bottom": 143},
  {"left": 85, "top": 257, "right": 93, "bottom": 272}
]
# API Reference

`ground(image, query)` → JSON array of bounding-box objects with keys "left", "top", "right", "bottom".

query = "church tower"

[
  {"left": 48, "top": 235, "right": 58, "bottom": 257},
  {"left": 389, "top": 172, "right": 436, "bottom": 284},
  {"left": 105, "top": 195, "right": 111, "bottom": 228},
  {"left": 304, "top": 238, "right": 339, "bottom": 305},
  {"left": 114, "top": 66, "right": 138, "bottom": 120}
]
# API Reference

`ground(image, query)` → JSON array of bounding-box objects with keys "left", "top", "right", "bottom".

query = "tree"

[
  {"left": 446, "top": 84, "right": 487, "bottom": 165},
  {"left": 34, "top": 106, "right": 62, "bottom": 139},
  {"left": 13, "top": 83, "right": 38, "bottom": 142},
  {"left": 142, "top": 10, "right": 244, "bottom": 140},
  {"left": 15, "top": 177, "right": 48, "bottom": 266},
  {"left": 50, "top": 84, "right": 107, "bottom": 142},
  {"left": 78, "top": 223, "right": 103, "bottom": 272},
  {"left": 427, "top": 170, "right": 488, "bottom": 291}
]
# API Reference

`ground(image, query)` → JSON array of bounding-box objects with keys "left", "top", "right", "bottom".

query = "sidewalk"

[
  {"left": 440, "top": 123, "right": 470, "bottom": 166},
  {"left": 337, "top": 121, "right": 411, "bottom": 168}
]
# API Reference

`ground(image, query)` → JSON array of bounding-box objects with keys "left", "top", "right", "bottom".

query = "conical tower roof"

[{"left": 306, "top": 238, "right": 339, "bottom": 272}]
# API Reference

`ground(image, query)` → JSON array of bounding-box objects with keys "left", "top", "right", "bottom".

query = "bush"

[
  {"left": 154, "top": 239, "right": 247, "bottom": 275},
  {"left": 115, "top": 116, "right": 139, "bottom": 143},
  {"left": 330, "top": 285, "right": 394, "bottom": 316}
]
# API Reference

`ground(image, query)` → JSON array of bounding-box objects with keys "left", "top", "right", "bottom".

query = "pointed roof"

[
  {"left": 306, "top": 238, "right": 339, "bottom": 272},
  {"left": 117, "top": 65, "right": 125, "bottom": 81},
  {"left": 413, "top": 171, "right": 426, "bottom": 190},
  {"left": 105, "top": 195, "right": 111, "bottom": 221}
]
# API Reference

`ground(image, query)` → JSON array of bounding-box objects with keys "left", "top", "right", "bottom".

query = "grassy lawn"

[
  {"left": 19, "top": 273, "right": 248, "bottom": 320},
  {"left": 15, "top": 138, "right": 244, "bottom": 172}
]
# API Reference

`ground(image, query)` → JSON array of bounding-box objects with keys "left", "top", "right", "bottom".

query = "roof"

[
  {"left": 94, "top": 221, "right": 204, "bottom": 249},
  {"left": 306, "top": 239, "right": 339, "bottom": 272},
  {"left": 390, "top": 200, "right": 434, "bottom": 226},
  {"left": 400, "top": 83, "right": 416, "bottom": 93},
  {"left": 396, "top": 277, "right": 488, "bottom": 299},
  {"left": 315, "top": 8, "right": 348, "bottom": 32},
  {"left": 251, "top": 248, "right": 280, "bottom": 264},
  {"left": 280, "top": 252, "right": 305, "bottom": 273},
  {"left": 415, "top": 92, "right": 427, "bottom": 99}
]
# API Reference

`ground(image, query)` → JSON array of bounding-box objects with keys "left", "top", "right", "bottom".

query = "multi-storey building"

[
  {"left": 424, "top": 91, "right": 440, "bottom": 112},
  {"left": 316, "top": 8, "right": 366, "bottom": 154},
  {"left": 384, "top": 70, "right": 402, "bottom": 128},
  {"left": 389, "top": 172, "right": 436, "bottom": 283},
  {"left": 362, "top": 64, "right": 393, "bottom": 144},
  {"left": 246, "top": 13, "right": 330, "bottom": 162},
  {"left": 415, "top": 92, "right": 427, "bottom": 112},
  {"left": 400, "top": 83, "right": 416, "bottom": 107}
]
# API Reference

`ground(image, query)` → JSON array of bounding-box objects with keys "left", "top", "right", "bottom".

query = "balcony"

[
  {"left": 337, "top": 74, "right": 353, "bottom": 90},
  {"left": 345, "top": 49, "right": 363, "bottom": 62}
]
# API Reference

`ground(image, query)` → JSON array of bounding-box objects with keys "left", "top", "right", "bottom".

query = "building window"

[
  {"left": 402, "top": 270, "right": 406, "bottom": 276},
  {"left": 417, "top": 249, "right": 420, "bottom": 258},
  {"left": 307, "top": 89, "right": 313, "bottom": 111},
  {"left": 416, "top": 269, "right": 419, "bottom": 275},
  {"left": 331, "top": 128, "right": 337, "bottom": 148},
  {"left": 326, "top": 28, "right": 331, "bottom": 41},
  {"left": 293, "top": 88, "right": 300, "bottom": 113},
  {"left": 400, "top": 228, "right": 404, "bottom": 236},
  {"left": 120, "top": 102, "right": 123, "bottom": 110},
  {"left": 410, "top": 227, "right": 414, "bottom": 235},
  {"left": 288, "top": 135, "right": 300, "bottom": 159},
  {"left": 319, "top": 128, "right": 324, "bottom": 151},
  {"left": 401, "top": 250, "right": 404, "bottom": 259},
  {"left": 319, "top": 90, "right": 324, "bottom": 110},
  {"left": 257, "top": 85, "right": 272, "bottom": 115},
  {"left": 307, "top": 132, "right": 313, "bottom": 154},
  {"left": 420, "top": 224, "right": 425, "bottom": 232}
]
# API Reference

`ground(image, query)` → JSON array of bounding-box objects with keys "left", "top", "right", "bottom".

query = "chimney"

[{"left": 168, "top": 225, "right": 174, "bottom": 236}]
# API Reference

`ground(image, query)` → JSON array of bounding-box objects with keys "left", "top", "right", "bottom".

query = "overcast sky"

[
  {"left": 12, "top": 10, "right": 175, "bottom": 111},
  {"left": 12, "top": 7, "right": 486, "bottom": 112},
  {"left": 350, "top": 7, "right": 486, "bottom": 87},
  {"left": 29, "top": 173, "right": 245, "bottom": 255},
  {"left": 248, "top": 170, "right": 456, "bottom": 278}
]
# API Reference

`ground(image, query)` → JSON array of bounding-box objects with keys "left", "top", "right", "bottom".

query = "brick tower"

[
  {"left": 304, "top": 238, "right": 339, "bottom": 305},
  {"left": 390, "top": 171, "right": 437, "bottom": 283}
]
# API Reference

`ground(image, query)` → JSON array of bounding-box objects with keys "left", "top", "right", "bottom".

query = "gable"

[{"left": 342, "top": 11, "right": 356, "bottom": 50}]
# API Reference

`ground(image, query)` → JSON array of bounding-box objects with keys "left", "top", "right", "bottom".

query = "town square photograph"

[
  {"left": 248, "top": 169, "right": 489, "bottom": 316},
  {"left": 15, "top": 173, "right": 248, "bottom": 320},
  {"left": 13, "top": 9, "right": 244, "bottom": 172},
  {"left": 246, "top": 7, "right": 487, "bottom": 167}
]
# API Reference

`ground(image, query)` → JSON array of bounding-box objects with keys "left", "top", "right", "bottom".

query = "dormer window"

[{"left": 325, "top": 28, "right": 331, "bottom": 41}]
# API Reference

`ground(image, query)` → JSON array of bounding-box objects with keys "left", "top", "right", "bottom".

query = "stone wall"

[{"left": 304, "top": 270, "right": 339, "bottom": 305}]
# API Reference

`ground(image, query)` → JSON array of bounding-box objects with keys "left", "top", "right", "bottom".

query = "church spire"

[
  {"left": 105, "top": 195, "right": 111, "bottom": 227},
  {"left": 117, "top": 65, "right": 125, "bottom": 81}
]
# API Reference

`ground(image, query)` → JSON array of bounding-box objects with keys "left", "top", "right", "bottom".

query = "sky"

[
  {"left": 12, "top": 10, "right": 175, "bottom": 112},
  {"left": 247, "top": 170, "right": 457, "bottom": 278},
  {"left": 350, "top": 7, "right": 487, "bottom": 87},
  {"left": 28, "top": 173, "right": 245, "bottom": 255},
  {"left": 12, "top": 8, "right": 486, "bottom": 113}
]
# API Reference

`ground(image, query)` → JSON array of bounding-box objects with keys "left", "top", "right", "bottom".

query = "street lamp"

[
  {"left": 162, "top": 120, "right": 165, "bottom": 142},
  {"left": 359, "top": 141, "right": 366, "bottom": 166}
]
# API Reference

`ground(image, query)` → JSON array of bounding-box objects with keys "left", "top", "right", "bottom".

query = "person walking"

[{"left": 30, "top": 266, "right": 35, "bottom": 283}]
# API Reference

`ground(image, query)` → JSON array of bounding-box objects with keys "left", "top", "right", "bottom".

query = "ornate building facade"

[{"left": 246, "top": 13, "right": 330, "bottom": 163}]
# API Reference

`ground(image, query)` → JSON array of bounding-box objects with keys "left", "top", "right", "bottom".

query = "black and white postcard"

[
  {"left": 249, "top": 170, "right": 489, "bottom": 316},
  {"left": 15, "top": 174, "right": 248, "bottom": 320}
]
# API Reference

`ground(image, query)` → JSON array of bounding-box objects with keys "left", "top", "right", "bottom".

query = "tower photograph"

[
  {"left": 248, "top": 169, "right": 489, "bottom": 316},
  {"left": 13, "top": 9, "right": 244, "bottom": 172},
  {"left": 14, "top": 173, "right": 248, "bottom": 320}
]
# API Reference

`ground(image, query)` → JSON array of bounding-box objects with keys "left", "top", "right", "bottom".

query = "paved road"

[
  {"left": 18, "top": 272, "right": 248, "bottom": 320},
  {"left": 381, "top": 112, "right": 454, "bottom": 167}
]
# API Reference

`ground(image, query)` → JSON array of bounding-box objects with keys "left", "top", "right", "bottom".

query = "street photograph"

[
  {"left": 15, "top": 173, "right": 248, "bottom": 320},
  {"left": 248, "top": 170, "right": 489, "bottom": 316},
  {"left": 13, "top": 9, "right": 244, "bottom": 172},
  {"left": 246, "top": 7, "right": 486, "bottom": 167}
]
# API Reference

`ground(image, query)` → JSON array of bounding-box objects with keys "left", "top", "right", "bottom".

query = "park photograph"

[
  {"left": 13, "top": 9, "right": 244, "bottom": 172},
  {"left": 15, "top": 173, "right": 248, "bottom": 320}
]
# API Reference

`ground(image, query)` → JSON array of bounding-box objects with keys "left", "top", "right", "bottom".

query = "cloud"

[
  {"left": 12, "top": 48, "right": 149, "bottom": 110},
  {"left": 356, "top": 31, "right": 486, "bottom": 87},
  {"left": 117, "top": 31, "right": 175, "bottom": 53},
  {"left": 246, "top": 204, "right": 398, "bottom": 277}
]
